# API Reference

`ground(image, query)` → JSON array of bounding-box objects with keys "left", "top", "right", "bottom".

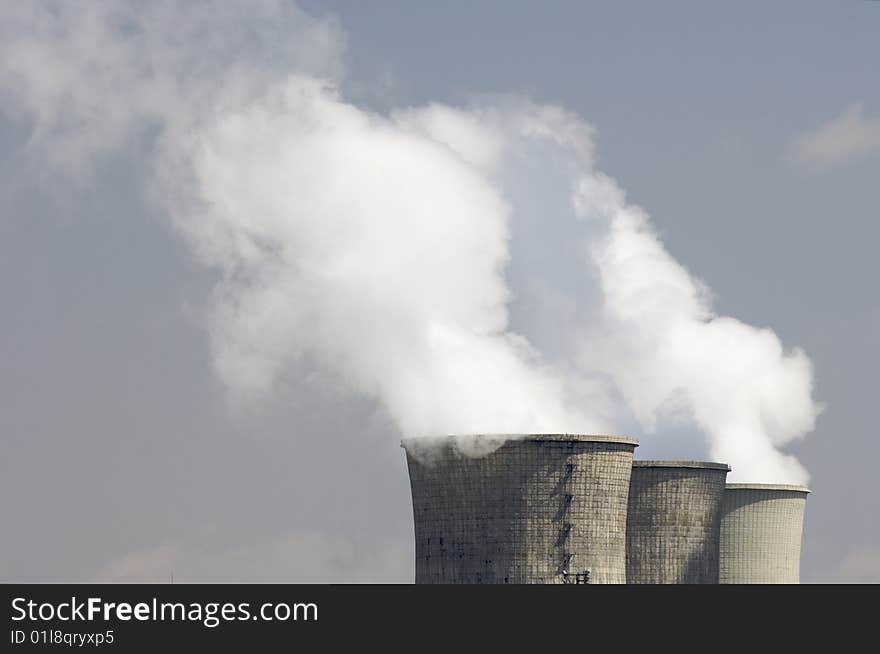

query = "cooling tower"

[
  {"left": 719, "top": 484, "right": 810, "bottom": 584},
  {"left": 403, "top": 434, "right": 638, "bottom": 584},
  {"left": 625, "top": 461, "right": 730, "bottom": 584}
]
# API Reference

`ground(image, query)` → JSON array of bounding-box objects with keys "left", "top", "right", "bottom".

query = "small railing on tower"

[{"left": 561, "top": 569, "right": 591, "bottom": 584}]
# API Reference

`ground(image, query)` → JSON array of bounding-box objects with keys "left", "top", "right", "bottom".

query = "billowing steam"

[{"left": 0, "top": 1, "right": 820, "bottom": 482}]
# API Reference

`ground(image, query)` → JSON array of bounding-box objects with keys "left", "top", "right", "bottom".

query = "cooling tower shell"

[
  {"left": 719, "top": 483, "right": 811, "bottom": 584},
  {"left": 625, "top": 461, "right": 730, "bottom": 584},
  {"left": 403, "top": 434, "right": 638, "bottom": 584}
]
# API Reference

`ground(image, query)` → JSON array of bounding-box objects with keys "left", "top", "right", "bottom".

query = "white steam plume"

[
  {"left": 0, "top": 1, "right": 821, "bottom": 482},
  {"left": 572, "top": 175, "right": 819, "bottom": 483}
]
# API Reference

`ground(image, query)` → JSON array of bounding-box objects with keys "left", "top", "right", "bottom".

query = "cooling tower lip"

[
  {"left": 632, "top": 460, "right": 730, "bottom": 471},
  {"left": 400, "top": 433, "right": 638, "bottom": 448},
  {"left": 520, "top": 433, "right": 638, "bottom": 445},
  {"left": 725, "top": 483, "right": 811, "bottom": 494}
]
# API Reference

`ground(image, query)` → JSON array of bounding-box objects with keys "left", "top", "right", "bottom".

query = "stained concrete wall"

[
  {"left": 719, "top": 484, "right": 810, "bottom": 584},
  {"left": 626, "top": 461, "right": 730, "bottom": 584},
  {"left": 403, "top": 434, "right": 638, "bottom": 584}
]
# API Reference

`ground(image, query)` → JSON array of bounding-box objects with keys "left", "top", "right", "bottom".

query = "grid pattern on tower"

[
  {"left": 406, "top": 438, "right": 636, "bottom": 584},
  {"left": 719, "top": 488, "right": 809, "bottom": 584},
  {"left": 626, "top": 465, "right": 729, "bottom": 583}
]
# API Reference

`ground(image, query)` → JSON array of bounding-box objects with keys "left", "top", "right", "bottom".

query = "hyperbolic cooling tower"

[
  {"left": 403, "top": 434, "right": 638, "bottom": 584},
  {"left": 719, "top": 483, "right": 810, "bottom": 584},
  {"left": 626, "top": 461, "right": 730, "bottom": 584}
]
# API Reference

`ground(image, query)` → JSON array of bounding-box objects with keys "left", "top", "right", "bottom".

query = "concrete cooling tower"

[
  {"left": 402, "top": 434, "right": 638, "bottom": 584},
  {"left": 719, "top": 484, "right": 811, "bottom": 584},
  {"left": 626, "top": 461, "right": 730, "bottom": 584}
]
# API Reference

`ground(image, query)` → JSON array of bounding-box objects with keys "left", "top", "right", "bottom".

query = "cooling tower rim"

[
  {"left": 400, "top": 433, "right": 638, "bottom": 448},
  {"left": 632, "top": 460, "right": 730, "bottom": 471},
  {"left": 725, "top": 483, "right": 811, "bottom": 494}
]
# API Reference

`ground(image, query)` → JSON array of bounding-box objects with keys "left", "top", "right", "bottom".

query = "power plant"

[{"left": 402, "top": 435, "right": 810, "bottom": 584}]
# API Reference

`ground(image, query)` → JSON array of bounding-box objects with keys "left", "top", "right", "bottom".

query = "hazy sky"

[{"left": 1, "top": 1, "right": 878, "bottom": 582}]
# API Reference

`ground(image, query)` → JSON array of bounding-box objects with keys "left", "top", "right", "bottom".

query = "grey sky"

[{"left": 1, "top": 1, "right": 878, "bottom": 582}]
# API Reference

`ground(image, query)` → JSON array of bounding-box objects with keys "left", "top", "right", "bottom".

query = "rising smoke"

[{"left": 0, "top": 1, "right": 821, "bottom": 483}]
